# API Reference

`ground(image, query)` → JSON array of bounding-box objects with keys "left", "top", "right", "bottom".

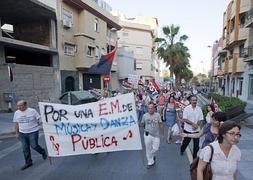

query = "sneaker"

[
  {"left": 147, "top": 158, "right": 156, "bottom": 169},
  {"left": 42, "top": 152, "right": 47, "bottom": 160},
  {"left": 20, "top": 163, "right": 33, "bottom": 170},
  {"left": 175, "top": 140, "right": 181, "bottom": 144},
  {"left": 146, "top": 163, "right": 155, "bottom": 169}
]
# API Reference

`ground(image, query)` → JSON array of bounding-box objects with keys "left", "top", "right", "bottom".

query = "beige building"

[
  {"left": 58, "top": 0, "right": 121, "bottom": 92},
  {"left": 220, "top": 0, "right": 253, "bottom": 102},
  {"left": 112, "top": 12, "right": 160, "bottom": 83}
]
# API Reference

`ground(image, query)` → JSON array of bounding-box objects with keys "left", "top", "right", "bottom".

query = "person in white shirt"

[
  {"left": 198, "top": 121, "right": 241, "bottom": 180},
  {"left": 140, "top": 102, "right": 164, "bottom": 169},
  {"left": 13, "top": 100, "right": 47, "bottom": 170},
  {"left": 180, "top": 95, "right": 204, "bottom": 158}
]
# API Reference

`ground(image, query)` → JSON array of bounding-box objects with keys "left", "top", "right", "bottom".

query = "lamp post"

[
  {"left": 200, "top": 60, "right": 204, "bottom": 74},
  {"left": 108, "top": 27, "right": 117, "bottom": 96}
]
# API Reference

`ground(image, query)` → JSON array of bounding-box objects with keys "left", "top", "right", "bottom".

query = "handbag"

[{"left": 190, "top": 144, "right": 214, "bottom": 180}]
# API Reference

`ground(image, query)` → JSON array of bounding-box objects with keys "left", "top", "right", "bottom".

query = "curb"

[
  {"left": 0, "top": 131, "right": 16, "bottom": 140},
  {"left": 0, "top": 128, "right": 44, "bottom": 140}
]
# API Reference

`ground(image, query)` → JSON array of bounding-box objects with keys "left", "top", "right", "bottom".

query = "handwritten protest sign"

[
  {"left": 39, "top": 93, "right": 142, "bottom": 157},
  {"left": 128, "top": 74, "right": 140, "bottom": 88}
]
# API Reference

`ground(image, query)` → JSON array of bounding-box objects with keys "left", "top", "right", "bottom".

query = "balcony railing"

[
  {"left": 242, "top": 47, "right": 253, "bottom": 62},
  {"left": 245, "top": 8, "right": 253, "bottom": 28}
]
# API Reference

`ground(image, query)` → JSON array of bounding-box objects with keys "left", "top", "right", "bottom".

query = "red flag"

[
  {"left": 88, "top": 41, "right": 118, "bottom": 74},
  {"left": 122, "top": 79, "right": 133, "bottom": 90},
  {"left": 150, "top": 79, "right": 160, "bottom": 92}
]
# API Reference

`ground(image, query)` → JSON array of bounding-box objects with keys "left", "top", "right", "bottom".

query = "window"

[
  {"left": 239, "top": 44, "right": 244, "bottom": 57},
  {"left": 64, "top": 43, "right": 76, "bottom": 56},
  {"left": 62, "top": 9, "right": 73, "bottom": 28},
  {"left": 223, "top": 27, "right": 227, "bottom": 40},
  {"left": 230, "top": 18, "right": 235, "bottom": 33},
  {"left": 232, "top": 78, "right": 235, "bottom": 94},
  {"left": 238, "top": 78, "right": 243, "bottom": 95},
  {"left": 229, "top": 49, "right": 233, "bottom": 59},
  {"left": 239, "top": 13, "right": 246, "bottom": 28},
  {"left": 136, "top": 47, "right": 144, "bottom": 55},
  {"left": 122, "top": 46, "right": 130, "bottom": 51},
  {"left": 122, "top": 32, "right": 129, "bottom": 37},
  {"left": 101, "top": 48, "right": 106, "bottom": 55},
  {"left": 136, "top": 63, "right": 143, "bottom": 70},
  {"left": 94, "top": 18, "right": 99, "bottom": 32},
  {"left": 87, "top": 45, "right": 95, "bottom": 57},
  {"left": 95, "top": 46, "right": 100, "bottom": 59},
  {"left": 250, "top": 76, "right": 253, "bottom": 96},
  {"left": 151, "top": 64, "right": 155, "bottom": 71}
]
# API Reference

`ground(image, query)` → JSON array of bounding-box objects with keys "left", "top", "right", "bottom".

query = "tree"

[
  {"left": 191, "top": 76, "right": 200, "bottom": 85},
  {"left": 155, "top": 24, "right": 191, "bottom": 84}
]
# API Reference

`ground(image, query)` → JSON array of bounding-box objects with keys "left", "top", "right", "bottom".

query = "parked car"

[{"left": 59, "top": 90, "right": 99, "bottom": 105}]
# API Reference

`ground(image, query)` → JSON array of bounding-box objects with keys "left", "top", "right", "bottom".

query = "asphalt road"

[{"left": 0, "top": 128, "right": 190, "bottom": 180}]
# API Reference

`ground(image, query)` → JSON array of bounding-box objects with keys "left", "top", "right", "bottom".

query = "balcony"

[
  {"left": 242, "top": 47, "right": 253, "bottom": 62},
  {"left": 245, "top": 9, "right": 253, "bottom": 28}
]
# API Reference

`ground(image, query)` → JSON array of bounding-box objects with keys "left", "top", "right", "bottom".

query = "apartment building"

[
  {"left": 220, "top": 0, "right": 253, "bottom": 102},
  {"left": 112, "top": 12, "right": 160, "bottom": 84},
  {"left": 211, "top": 38, "right": 224, "bottom": 92},
  {"left": 58, "top": 0, "right": 121, "bottom": 93},
  {"left": 0, "top": 0, "right": 59, "bottom": 111}
]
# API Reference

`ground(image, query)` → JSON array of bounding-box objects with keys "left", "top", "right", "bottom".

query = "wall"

[
  {"left": 0, "top": 63, "right": 60, "bottom": 111},
  {"left": 14, "top": 21, "right": 50, "bottom": 46}
]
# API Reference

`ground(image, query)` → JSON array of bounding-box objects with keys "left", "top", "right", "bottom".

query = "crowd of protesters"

[
  {"left": 70, "top": 84, "right": 242, "bottom": 177},
  {"left": 123, "top": 83, "right": 242, "bottom": 178}
]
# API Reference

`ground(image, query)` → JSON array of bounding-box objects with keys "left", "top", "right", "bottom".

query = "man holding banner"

[
  {"left": 140, "top": 102, "right": 163, "bottom": 169},
  {"left": 13, "top": 100, "right": 47, "bottom": 170}
]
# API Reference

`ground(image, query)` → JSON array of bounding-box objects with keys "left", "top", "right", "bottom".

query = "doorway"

[
  {"left": 249, "top": 75, "right": 253, "bottom": 100},
  {"left": 83, "top": 74, "right": 101, "bottom": 90},
  {"left": 65, "top": 76, "right": 75, "bottom": 92}
]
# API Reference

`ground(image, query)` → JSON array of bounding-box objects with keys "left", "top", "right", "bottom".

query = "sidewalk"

[
  {"left": 0, "top": 112, "right": 15, "bottom": 139},
  {"left": 238, "top": 102, "right": 253, "bottom": 180}
]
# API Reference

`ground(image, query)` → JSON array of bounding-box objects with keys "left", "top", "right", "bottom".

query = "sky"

[{"left": 105, "top": 0, "right": 230, "bottom": 75}]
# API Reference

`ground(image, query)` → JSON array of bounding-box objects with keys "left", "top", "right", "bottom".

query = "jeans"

[{"left": 19, "top": 131, "right": 46, "bottom": 164}]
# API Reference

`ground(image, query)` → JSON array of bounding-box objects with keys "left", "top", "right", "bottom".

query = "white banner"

[{"left": 39, "top": 93, "right": 142, "bottom": 157}]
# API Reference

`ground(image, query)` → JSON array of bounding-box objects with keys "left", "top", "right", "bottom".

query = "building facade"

[
  {"left": 211, "top": 38, "right": 224, "bottom": 92},
  {"left": 0, "top": 0, "right": 59, "bottom": 111},
  {"left": 58, "top": 0, "right": 121, "bottom": 93},
  {"left": 112, "top": 12, "right": 160, "bottom": 83},
  {"left": 220, "top": 0, "right": 253, "bottom": 103}
]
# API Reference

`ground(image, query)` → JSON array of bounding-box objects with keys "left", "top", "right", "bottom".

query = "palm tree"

[{"left": 155, "top": 24, "right": 190, "bottom": 84}]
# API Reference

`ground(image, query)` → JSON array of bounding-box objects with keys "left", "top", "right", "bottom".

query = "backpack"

[{"left": 190, "top": 144, "right": 214, "bottom": 180}]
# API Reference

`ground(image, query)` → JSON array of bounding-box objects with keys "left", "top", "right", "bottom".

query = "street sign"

[{"left": 103, "top": 75, "right": 110, "bottom": 83}]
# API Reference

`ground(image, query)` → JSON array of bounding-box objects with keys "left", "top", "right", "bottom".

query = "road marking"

[
  {"left": 0, "top": 133, "right": 43, "bottom": 159},
  {"left": 0, "top": 141, "right": 21, "bottom": 159}
]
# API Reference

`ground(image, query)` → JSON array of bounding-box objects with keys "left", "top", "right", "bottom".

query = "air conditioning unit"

[{"left": 62, "top": 19, "right": 72, "bottom": 28}]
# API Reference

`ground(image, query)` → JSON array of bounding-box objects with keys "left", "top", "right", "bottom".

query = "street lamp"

[{"left": 200, "top": 60, "right": 204, "bottom": 74}]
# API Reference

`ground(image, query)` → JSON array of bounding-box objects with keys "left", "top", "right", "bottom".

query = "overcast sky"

[{"left": 105, "top": 0, "right": 230, "bottom": 75}]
